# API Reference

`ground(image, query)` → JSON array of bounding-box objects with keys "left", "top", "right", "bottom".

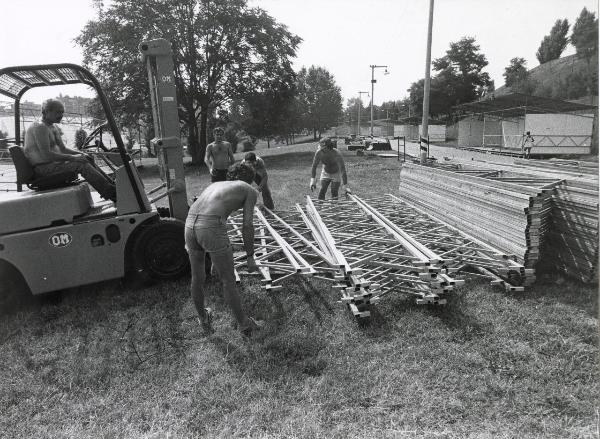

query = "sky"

[{"left": 0, "top": 0, "right": 597, "bottom": 107}]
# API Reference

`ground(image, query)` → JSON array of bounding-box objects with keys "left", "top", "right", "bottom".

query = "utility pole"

[
  {"left": 421, "top": 0, "right": 434, "bottom": 164},
  {"left": 370, "top": 65, "right": 388, "bottom": 137},
  {"left": 357, "top": 91, "right": 369, "bottom": 136}
]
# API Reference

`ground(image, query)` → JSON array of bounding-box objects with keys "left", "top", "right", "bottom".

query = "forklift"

[{"left": 0, "top": 39, "right": 190, "bottom": 306}]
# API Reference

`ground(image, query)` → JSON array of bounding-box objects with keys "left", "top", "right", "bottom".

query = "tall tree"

[
  {"left": 76, "top": 0, "right": 301, "bottom": 165},
  {"left": 536, "top": 19, "right": 570, "bottom": 64},
  {"left": 571, "top": 7, "right": 599, "bottom": 62},
  {"left": 242, "top": 74, "right": 297, "bottom": 144},
  {"left": 295, "top": 66, "right": 343, "bottom": 139},
  {"left": 503, "top": 57, "right": 529, "bottom": 90},
  {"left": 430, "top": 37, "right": 493, "bottom": 111}
]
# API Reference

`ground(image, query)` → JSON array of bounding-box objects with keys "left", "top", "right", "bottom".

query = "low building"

[{"left": 455, "top": 93, "right": 597, "bottom": 155}]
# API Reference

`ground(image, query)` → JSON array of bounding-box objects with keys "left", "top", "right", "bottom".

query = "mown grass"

[{"left": 1, "top": 145, "right": 598, "bottom": 438}]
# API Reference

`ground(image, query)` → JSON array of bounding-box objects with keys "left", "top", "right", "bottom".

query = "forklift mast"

[{"left": 139, "top": 39, "right": 188, "bottom": 221}]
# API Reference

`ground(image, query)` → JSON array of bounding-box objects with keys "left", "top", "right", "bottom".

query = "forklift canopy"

[{"left": 0, "top": 64, "right": 95, "bottom": 100}]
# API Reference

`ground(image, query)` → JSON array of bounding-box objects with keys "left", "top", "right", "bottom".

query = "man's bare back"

[{"left": 190, "top": 180, "right": 258, "bottom": 218}]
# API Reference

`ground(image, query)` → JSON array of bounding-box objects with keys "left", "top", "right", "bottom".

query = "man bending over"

[
  {"left": 185, "top": 162, "right": 262, "bottom": 336},
  {"left": 204, "top": 126, "right": 234, "bottom": 182},
  {"left": 24, "top": 99, "right": 116, "bottom": 201},
  {"left": 310, "top": 137, "right": 350, "bottom": 200},
  {"left": 241, "top": 152, "right": 275, "bottom": 210}
]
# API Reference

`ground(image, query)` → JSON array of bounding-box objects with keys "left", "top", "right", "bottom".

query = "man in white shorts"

[{"left": 309, "top": 137, "right": 350, "bottom": 200}]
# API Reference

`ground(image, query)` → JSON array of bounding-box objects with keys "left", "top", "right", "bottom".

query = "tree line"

[
  {"left": 77, "top": 0, "right": 342, "bottom": 165},
  {"left": 76, "top": 1, "right": 597, "bottom": 165}
]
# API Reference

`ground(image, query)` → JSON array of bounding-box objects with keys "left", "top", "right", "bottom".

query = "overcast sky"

[{"left": 0, "top": 0, "right": 597, "bottom": 107}]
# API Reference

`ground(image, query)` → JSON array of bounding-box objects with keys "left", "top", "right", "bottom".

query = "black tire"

[
  {"left": 0, "top": 262, "right": 32, "bottom": 315},
  {"left": 131, "top": 218, "right": 190, "bottom": 280}
]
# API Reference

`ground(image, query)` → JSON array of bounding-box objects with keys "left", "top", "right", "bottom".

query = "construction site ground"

[{"left": 0, "top": 140, "right": 598, "bottom": 438}]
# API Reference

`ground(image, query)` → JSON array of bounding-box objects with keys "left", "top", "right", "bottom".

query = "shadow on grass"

[
  {"left": 511, "top": 276, "right": 598, "bottom": 317},
  {"left": 418, "top": 284, "right": 493, "bottom": 342}
]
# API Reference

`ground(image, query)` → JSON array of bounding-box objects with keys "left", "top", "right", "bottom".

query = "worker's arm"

[
  {"left": 337, "top": 150, "right": 351, "bottom": 194},
  {"left": 242, "top": 186, "right": 258, "bottom": 271},
  {"left": 256, "top": 160, "right": 268, "bottom": 191},
  {"left": 337, "top": 151, "right": 348, "bottom": 185},
  {"left": 53, "top": 129, "right": 82, "bottom": 156},
  {"left": 31, "top": 125, "right": 86, "bottom": 163},
  {"left": 204, "top": 144, "right": 213, "bottom": 172},
  {"left": 309, "top": 150, "right": 321, "bottom": 190},
  {"left": 227, "top": 142, "right": 235, "bottom": 166}
]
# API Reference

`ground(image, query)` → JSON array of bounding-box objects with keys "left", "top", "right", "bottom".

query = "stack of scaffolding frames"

[{"left": 227, "top": 192, "right": 532, "bottom": 319}]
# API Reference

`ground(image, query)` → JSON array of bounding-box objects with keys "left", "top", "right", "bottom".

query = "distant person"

[
  {"left": 185, "top": 162, "right": 263, "bottom": 337},
  {"left": 241, "top": 152, "right": 274, "bottom": 210},
  {"left": 23, "top": 99, "right": 116, "bottom": 201},
  {"left": 310, "top": 137, "right": 350, "bottom": 200},
  {"left": 522, "top": 131, "right": 534, "bottom": 159},
  {"left": 204, "top": 127, "right": 234, "bottom": 182}
]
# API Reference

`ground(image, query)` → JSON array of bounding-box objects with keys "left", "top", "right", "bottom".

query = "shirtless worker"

[
  {"left": 185, "top": 162, "right": 263, "bottom": 336},
  {"left": 241, "top": 152, "right": 275, "bottom": 210},
  {"left": 204, "top": 126, "right": 234, "bottom": 182},
  {"left": 24, "top": 99, "right": 116, "bottom": 201},
  {"left": 309, "top": 137, "right": 351, "bottom": 200}
]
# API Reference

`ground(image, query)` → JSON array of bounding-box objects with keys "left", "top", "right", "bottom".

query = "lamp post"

[
  {"left": 357, "top": 91, "right": 369, "bottom": 136},
  {"left": 370, "top": 64, "right": 388, "bottom": 137},
  {"left": 420, "top": 0, "right": 434, "bottom": 163}
]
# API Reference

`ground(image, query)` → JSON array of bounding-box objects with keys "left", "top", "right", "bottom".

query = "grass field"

[{"left": 1, "top": 144, "right": 598, "bottom": 438}]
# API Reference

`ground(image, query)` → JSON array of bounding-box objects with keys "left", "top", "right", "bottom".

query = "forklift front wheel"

[{"left": 131, "top": 218, "right": 190, "bottom": 280}]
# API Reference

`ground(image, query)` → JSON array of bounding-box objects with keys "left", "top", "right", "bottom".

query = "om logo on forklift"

[{"left": 48, "top": 232, "right": 73, "bottom": 248}]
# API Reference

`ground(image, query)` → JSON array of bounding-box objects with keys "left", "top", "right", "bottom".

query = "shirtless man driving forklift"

[{"left": 24, "top": 99, "right": 116, "bottom": 201}]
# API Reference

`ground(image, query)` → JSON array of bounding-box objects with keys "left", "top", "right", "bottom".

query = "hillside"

[{"left": 494, "top": 53, "right": 598, "bottom": 101}]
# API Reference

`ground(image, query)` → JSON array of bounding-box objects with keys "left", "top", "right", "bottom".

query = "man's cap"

[{"left": 244, "top": 152, "right": 257, "bottom": 162}]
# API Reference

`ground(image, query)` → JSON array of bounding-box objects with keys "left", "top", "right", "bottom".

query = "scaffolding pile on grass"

[
  {"left": 228, "top": 192, "right": 530, "bottom": 318},
  {"left": 434, "top": 157, "right": 599, "bottom": 283},
  {"left": 397, "top": 162, "right": 562, "bottom": 270}
]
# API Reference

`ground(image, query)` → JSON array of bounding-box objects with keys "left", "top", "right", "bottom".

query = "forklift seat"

[{"left": 9, "top": 146, "right": 78, "bottom": 192}]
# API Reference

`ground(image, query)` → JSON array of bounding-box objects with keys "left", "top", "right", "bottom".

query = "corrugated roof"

[
  {"left": 454, "top": 93, "right": 596, "bottom": 117},
  {"left": 0, "top": 64, "right": 94, "bottom": 99}
]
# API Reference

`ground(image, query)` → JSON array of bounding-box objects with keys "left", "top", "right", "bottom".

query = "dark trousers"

[
  {"left": 211, "top": 169, "right": 228, "bottom": 182},
  {"left": 318, "top": 179, "right": 341, "bottom": 200},
  {"left": 34, "top": 158, "right": 116, "bottom": 200},
  {"left": 255, "top": 174, "right": 274, "bottom": 209}
]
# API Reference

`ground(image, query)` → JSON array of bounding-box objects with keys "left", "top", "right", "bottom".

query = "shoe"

[
  {"left": 240, "top": 317, "right": 264, "bottom": 337},
  {"left": 197, "top": 307, "right": 214, "bottom": 334}
]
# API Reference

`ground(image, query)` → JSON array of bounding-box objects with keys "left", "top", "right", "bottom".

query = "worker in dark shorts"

[
  {"left": 310, "top": 137, "right": 350, "bottom": 200},
  {"left": 204, "top": 126, "right": 234, "bottom": 182},
  {"left": 241, "top": 152, "right": 275, "bottom": 210},
  {"left": 185, "top": 162, "right": 263, "bottom": 336}
]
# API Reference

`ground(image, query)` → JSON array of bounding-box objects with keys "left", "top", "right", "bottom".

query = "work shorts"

[
  {"left": 184, "top": 213, "right": 231, "bottom": 256},
  {"left": 320, "top": 168, "right": 341, "bottom": 183},
  {"left": 210, "top": 169, "right": 228, "bottom": 183}
]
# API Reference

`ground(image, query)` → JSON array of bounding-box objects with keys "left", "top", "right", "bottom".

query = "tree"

[
  {"left": 76, "top": 0, "right": 301, "bottom": 165},
  {"left": 430, "top": 37, "right": 493, "bottom": 112},
  {"left": 571, "top": 7, "right": 599, "bottom": 62},
  {"left": 74, "top": 128, "right": 88, "bottom": 150},
  {"left": 294, "top": 66, "right": 343, "bottom": 139},
  {"left": 503, "top": 57, "right": 529, "bottom": 90},
  {"left": 536, "top": 19, "right": 570, "bottom": 64},
  {"left": 242, "top": 76, "right": 296, "bottom": 146}
]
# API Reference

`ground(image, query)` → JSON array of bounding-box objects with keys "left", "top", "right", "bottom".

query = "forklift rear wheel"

[
  {"left": 0, "top": 262, "right": 32, "bottom": 315},
  {"left": 132, "top": 218, "right": 190, "bottom": 280}
]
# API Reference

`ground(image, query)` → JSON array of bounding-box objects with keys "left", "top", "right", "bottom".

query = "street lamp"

[
  {"left": 357, "top": 91, "right": 369, "bottom": 137},
  {"left": 370, "top": 64, "right": 389, "bottom": 137}
]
